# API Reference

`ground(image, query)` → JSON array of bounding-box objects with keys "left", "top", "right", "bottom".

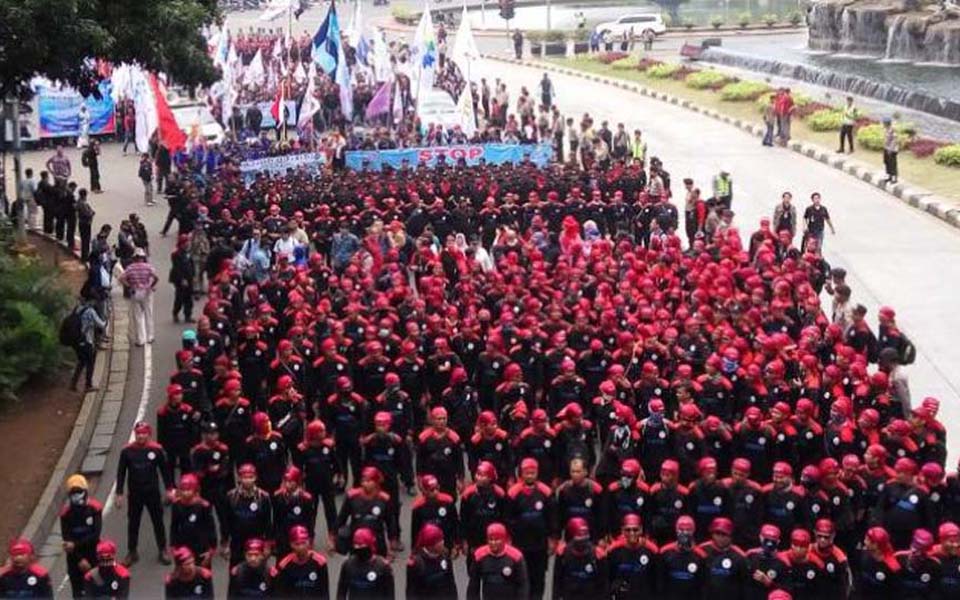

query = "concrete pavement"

[{"left": 18, "top": 52, "right": 960, "bottom": 596}]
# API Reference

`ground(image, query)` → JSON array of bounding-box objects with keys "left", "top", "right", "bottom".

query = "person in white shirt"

[
  {"left": 272, "top": 223, "right": 299, "bottom": 264},
  {"left": 469, "top": 236, "right": 495, "bottom": 273}
]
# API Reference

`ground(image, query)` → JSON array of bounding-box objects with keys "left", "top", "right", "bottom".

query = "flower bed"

[
  {"left": 596, "top": 52, "right": 629, "bottom": 64},
  {"left": 720, "top": 81, "right": 772, "bottom": 101},
  {"left": 685, "top": 70, "right": 734, "bottom": 90}
]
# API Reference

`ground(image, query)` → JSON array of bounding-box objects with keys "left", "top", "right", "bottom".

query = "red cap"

[
  {"left": 621, "top": 459, "right": 641, "bottom": 478},
  {"left": 252, "top": 411, "right": 271, "bottom": 434},
  {"left": 773, "top": 462, "right": 793, "bottom": 477},
  {"left": 283, "top": 466, "right": 302, "bottom": 483},
  {"left": 768, "top": 591, "right": 793, "bottom": 600},
  {"left": 815, "top": 518, "right": 835, "bottom": 536},
  {"left": 679, "top": 404, "right": 701, "bottom": 420},
  {"left": 710, "top": 517, "right": 734, "bottom": 536},
  {"left": 477, "top": 411, "right": 497, "bottom": 427},
  {"left": 661, "top": 459, "right": 680, "bottom": 475},
  {"left": 276, "top": 375, "right": 294, "bottom": 391},
  {"left": 760, "top": 524, "right": 781, "bottom": 541},
  {"left": 450, "top": 367, "right": 468, "bottom": 385},
  {"left": 173, "top": 546, "right": 194, "bottom": 565},
  {"left": 520, "top": 458, "right": 539, "bottom": 473},
  {"left": 676, "top": 516, "right": 696, "bottom": 534},
  {"left": 277, "top": 339, "right": 293, "bottom": 352},
  {"left": 361, "top": 466, "right": 383, "bottom": 484},
  {"left": 374, "top": 411, "right": 393, "bottom": 426},
  {"left": 178, "top": 473, "right": 199, "bottom": 492},
  {"left": 352, "top": 527, "right": 377, "bottom": 550},
  {"left": 622, "top": 514, "right": 642, "bottom": 529},
  {"left": 476, "top": 461, "right": 498, "bottom": 480},
  {"left": 911, "top": 529, "right": 934, "bottom": 551},
  {"left": 96, "top": 539, "right": 118, "bottom": 558},
  {"left": 133, "top": 421, "right": 152, "bottom": 435},
  {"left": 224, "top": 379, "right": 242, "bottom": 393},
  {"left": 566, "top": 517, "right": 591, "bottom": 540},
  {"left": 289, "top": 525, "right": 311, "bottom": 544},
  {"left": 938, "top": 522, "right": 960, "bottom": 542},
  {"left": 531, "top": 409, "right": 548, "bottom": 424},
  {"left": 921, "top": 462, "right": 944, "bottom": 483},
  {"left": 819, "top": 458, "right": 839, "bottom": 476},
  {"left": 487, "top": 523, "right": 509, "bottom": 543},
  {"left": 732, "top": 458, "right": 752, "bottom": 474},
  {"left": 599, "top": 381, "right": 616, "bottom": 395},
  {"left": 7, "top": 538, "right": 33, "bottom": 557},
  {"left": 176, "top": 349, "right": 193, "bottom": 364},
  {"left": 894, "top": 457, "right": 918, "bottom": 474},
  {"left": 790, "top": 529, "right": 811, "bottom": 547},
  {"left": 305, "top": 419, "right": 326, "bottom": 440},
  {"left": 420, "top": 474, "right": 439, "bottom": 491},
  {"left": 698, "top": 457, "right": 718, "bottom": 474},
  {"left": 842, "top": 454, "right": 861, "bottom": 470},
  {"left": 561, "top": 402, "right": 583, "bottom": 419},
  {"left": 166, "top": 383, "right": 183, "bottom": 397},
  {"left": 430, "top": 406, "right": 448, "bottom": 421},
  {"left": 384, "top": 372, "right": 400, "bottom": 386},
  {"left": 238, "top": 463, "right": 257, "bottom": 478},
  {"left": 648, "top": 398, "right": 665, "bottom": 413},
  {"left": 336, "top": 376, "right": 352, "bottom": 391},
  {"left": 416, "top": 523, "right": 444, "bottom": 549},
  {"left": 245, "top": 538, "right": 265, "bottom": 554}
]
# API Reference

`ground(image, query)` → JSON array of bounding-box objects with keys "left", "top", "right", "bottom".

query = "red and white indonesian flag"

[{"left": 132, "top": 69, "right": 187, "bottom": 153}]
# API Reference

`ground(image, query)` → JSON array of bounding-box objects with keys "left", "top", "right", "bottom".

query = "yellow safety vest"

[
  {"left": 715, "top": 176, "right": 731, "bottom": 197},
  {"left": 631, "top": 140, "right": 646, "bottom": 160}
]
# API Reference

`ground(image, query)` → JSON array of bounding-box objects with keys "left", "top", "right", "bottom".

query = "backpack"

[
  {"left": 59, "top": 306, "right": 85, "bottom": 347},
  {"left": 900, "top": 335, "right": 917, "bottom": 365}
]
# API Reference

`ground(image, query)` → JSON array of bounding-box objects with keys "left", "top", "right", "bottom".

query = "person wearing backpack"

[{"left": 67, "top": 295, "right": 107, "bottom": 392}]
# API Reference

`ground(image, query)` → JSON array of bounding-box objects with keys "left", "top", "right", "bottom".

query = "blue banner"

[
  {"left": 37, "top": 80, "right": 115, "bottom": 138},
  {"left": 345, "top": 143, "right": 554, "bottom": 171}
]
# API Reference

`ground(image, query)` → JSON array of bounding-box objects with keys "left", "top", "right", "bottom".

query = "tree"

[
  {"left": 0, "top": 0, "right": 221, "bottom": 99},
  {"left": 650, "top": 0, "right": 689, "bottom": 24}
]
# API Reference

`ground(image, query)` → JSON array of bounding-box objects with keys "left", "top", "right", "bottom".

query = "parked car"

[
  {"left": 168, "top": 99, "right": 225, "bottom": 145},
  {"left": 594, "top": 13, "right": 667, "bottom": 38}
]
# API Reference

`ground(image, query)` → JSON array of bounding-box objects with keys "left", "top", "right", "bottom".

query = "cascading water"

[{"left": 699, "top": 47, "right": 960, "bottom": 122}]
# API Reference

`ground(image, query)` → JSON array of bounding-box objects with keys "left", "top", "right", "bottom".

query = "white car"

[
  {"left": 168, "top": 100, "right": 225, "bottom": 145},
  {"left": 595, "top": 13, "right": 667, "bottom": 38},
  {"left": 417, "top": 90, "right": 461, "bottom": 134}
]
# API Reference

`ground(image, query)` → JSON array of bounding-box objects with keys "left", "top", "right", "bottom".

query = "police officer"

[
  {"left": 0, "top": 539, "right": 53, "bottom": 598},
  {"left": 467, "top": 523, "right": 530, "bottom": 600},
  {"left": 227, "top": 538, "right": 271, "bottom": 598},
  {"left": 270, "top": 525, "right": 330, "bottom": 598},
  {"left": 335, "top": 527, "right": 395, "bottom": 599},
  {"left": 81, "top": 539, "right": 130, "bottom": 599},
  {"left": 552, "top": 517, "right": 609, "bottom": 599},
  {"left": 115, "top": 421, "right": 174, "bottom": 566},
  {"left": 406, "top": 523, "right": 458, "bottom": 600},
  {"left": 164, "top": 547, "right": 214, "bottom": 598},
  {"left": 60, "top": 473, "right": 102, "bottom": 597}
]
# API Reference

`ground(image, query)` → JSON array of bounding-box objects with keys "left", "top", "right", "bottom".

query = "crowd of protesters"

[{"left": 6, "top": 79, "right": 960, "bottom": 600}]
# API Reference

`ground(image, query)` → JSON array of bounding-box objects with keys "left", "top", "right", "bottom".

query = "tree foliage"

[
  {"left": 649, "top": 0, "right": 689, "bottom": 23},
  {"left": 0, "top": 0, "right": 220, "bottom": 98}
]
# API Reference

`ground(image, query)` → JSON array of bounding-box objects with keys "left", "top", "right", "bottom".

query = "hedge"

[
  {"left": 647, "top": 63, "right": 682, "bottom": 79},
  {"left": 610, "top": 56, "right": 638, "bottom": 70},
  {"left": 856, "top": 123, "right": 914, "bottom": 152},
  {"left": 719, "top": 81, "right": 772, "bottom": 101},
  {"left": 934, "top": 144, "right": 960, "bottom": 167},
  {"left": 806, "top": 109, "right": 845, "bottom": 132},
  {"left": 685, "top": 70, "right": 733, "bottom": 90},
  {"left": 0, "top": 224, "right": 72, "bottom": 400}
]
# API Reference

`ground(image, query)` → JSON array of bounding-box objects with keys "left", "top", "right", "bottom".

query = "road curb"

[
  {"left": 487, "top": 54, "right": 960, "bottom": 231},
  {"left": 19, "top": 232, "right": 120, "bottom": 561}
]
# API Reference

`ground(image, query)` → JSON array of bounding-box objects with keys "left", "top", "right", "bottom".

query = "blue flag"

[{"left": 312, "top": 3, "right": 340, "bottom": 75}]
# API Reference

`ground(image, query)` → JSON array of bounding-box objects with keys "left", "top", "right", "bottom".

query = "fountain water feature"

[
  {"left": 700, "top": 47, "right": 960, "bottom": 121},
  {"left": 808, "top": 0, "right": 960, "bottom": 63}
]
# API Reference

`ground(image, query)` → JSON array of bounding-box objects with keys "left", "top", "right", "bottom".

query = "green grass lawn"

[{"left": 547, "top": 56, "right": 960, "bottom": 203}]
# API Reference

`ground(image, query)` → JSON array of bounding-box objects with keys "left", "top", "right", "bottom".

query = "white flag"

[
  {"left": 373, "top": 29, "right": 392, "bottom": 83},
  {"left": 244, "top": 49, "right": 266, "bottom": 86},
  {"left": 293, "top": 61, "right": 307, "bottom": 84},
  {"left": 452, "top": 6, "right": 480, "bottom": 81},
  {"left": 298, "top": 63, "right": 320, "bottom": 129},
  {"left": 456, "top": 84, "right": 476, "bottom": 137},
  {"left": 411, "top": 4, "right": 437, "bottom": 102}
]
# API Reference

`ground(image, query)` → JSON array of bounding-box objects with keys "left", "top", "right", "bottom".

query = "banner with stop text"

[{"left": 344, "top": 143, "right": 553, "bottom": 171}]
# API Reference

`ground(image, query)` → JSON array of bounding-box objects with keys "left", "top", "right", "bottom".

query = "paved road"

[{"left": 20, "top": 51, "right": 960, "bottom": 597}]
